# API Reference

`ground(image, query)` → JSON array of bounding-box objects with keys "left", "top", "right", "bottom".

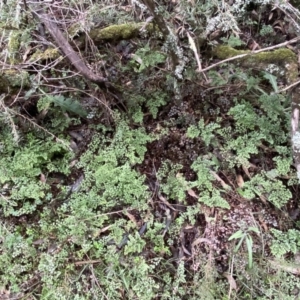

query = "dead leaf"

[
  {"left": 192, "top": 237, "right": 212, "bottom": 248},
  {"left": 22, "top": 46, "right": 32, "bottom": 62},
  {"left": 210, "top": 170, "right": 231, "bottom": 190},
  {"left": 236, "top": 174, "right": 244, "bottom": 188},
  {"left": 242, "top": 164, "right": 252, "bottom": 179},
  {"left": 70, "top": 159, "right": 78, "bottom": 167},
  {"left": 187, "top": 31, "right": 208, "bottom": 82},
  {"left": 40, "top": 173, "right": 46, "bottom": 183},
  {"left": 187, "top": 189, "right": 198, "bottom": 198},
  {"left": 74, "top": 259, "right": 102, "bottom": 266},
  {"left": 223, "top": 272, "right": 237, "bottom": 290},
  {"left": 258, "top": 214, "right": 269, "bottom": 232},
  {"left": 93, "top": 225, "right": 112, "bottom": 237},
  {"left": 258, "top": 193, "right": 268, "bottom": 205},
  {"left": 158, "top": 194, "right": 176, "bottom": 211},
  {"left": 269, "top": 12, "right": 273, "bottom": 21},
  {"left": 123, "top": 210, "right": 138, "bottom": 225},
  {"left": 249, "top": 40, "right": 261, "bottom": 51}
]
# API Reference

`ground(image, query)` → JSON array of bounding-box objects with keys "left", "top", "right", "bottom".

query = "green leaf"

[
  {"left": 248, "top": 227, "right": 260, "bottom": 234},
  {"left": 263, "top": 72, "right": 278, "bottom": 93},
  {"left": 234, "top": 236, "right": 245, "bottom": 252},
  {"left": 228, "top": 230, "right": 244, "bottom": 241},
  {"left": 50, "top": 95, "right": 88, "bottom": 117},
  {"left": 39, "top": 89, "right": 88, "bottom": 117},
  {"left": 246, "top": 235, "right": 253, "bottom": 268}
]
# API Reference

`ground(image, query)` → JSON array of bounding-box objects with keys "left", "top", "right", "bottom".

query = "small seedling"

[{"left": 229, "top": 226, "right": 260, "bottom": 269}]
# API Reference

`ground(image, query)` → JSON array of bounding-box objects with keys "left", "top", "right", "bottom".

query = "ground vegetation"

[{"left": 1, "top": 0, "right": 300, "bottom": 299}]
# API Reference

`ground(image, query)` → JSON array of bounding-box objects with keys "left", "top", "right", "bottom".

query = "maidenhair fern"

[
  {"left": 75, "top": 118, "right": 152, "bottom": 210},
  {"left": 157, "top": 160, "right": 193, "bottom": 202},
  {"left": 270, "top": 229, "right": 300, "bottom": 257},
  {"left": 0, "top": 131, "right": 72, "bottom": 216},
  {"left": 238, "top": 174, "right": 292, "bottom": 208},
  {"left": 191, "top": 157, "right": 230, "bottom": 209},
  {"left": 129, "top": 45, "right": 166, "bottom": 73},
  {"left": 187, "top": 118, "right": 221, "bottom": 146}
]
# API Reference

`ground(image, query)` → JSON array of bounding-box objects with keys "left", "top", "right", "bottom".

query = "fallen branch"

[
  {"left": 37, "top": 12, "right": 107, "bottom": 85},
  {"left": 279, "top": 79, "right": 300, "bottom": 93}
]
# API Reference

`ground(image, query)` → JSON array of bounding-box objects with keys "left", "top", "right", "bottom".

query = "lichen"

[{"left": 285, "top": 62, "right": 298, "bottom": 84}]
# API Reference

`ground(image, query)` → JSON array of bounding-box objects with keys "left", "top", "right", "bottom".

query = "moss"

[
  {"left": 89, "top": 22, "right": 156, "bottom": 42},
  {"left": 68, "top": 23, "right": 82, "bottom": 38},
  {"left": 5, "top": 69, "right": 29, "bottom": 87},
  {"left": 213, "top": 45, "right": 297, "bottom": 64},
  {"left": 213, "top": 45, "right": 249, "bottom": 59},
  {"left": 29, "top": 48, "right": 62, "bottom": 62},
  {"left": 0, "top": 70, "right": 30, "bottom": 93},
  {"left": 251, "top": 49, "right": 297, "bottom": 64},
  {"left": 8, "top": 31, "right": 21, "bottom": 64}
]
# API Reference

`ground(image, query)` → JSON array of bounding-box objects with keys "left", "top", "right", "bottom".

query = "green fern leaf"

[
  {"left": 49, "top": 95, "right": 88, "bottom": 117},
  {"left": 263, "top": 72, "right": 278, "bottom": 93}
]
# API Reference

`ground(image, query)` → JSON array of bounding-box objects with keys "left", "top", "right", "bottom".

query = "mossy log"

[
  {"left": 212, "top": 45, "right": 298, "bottom": 84},
  {"left": 88, "top": 22, "right": 157, "bottom": 42}
]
